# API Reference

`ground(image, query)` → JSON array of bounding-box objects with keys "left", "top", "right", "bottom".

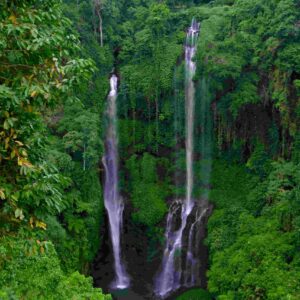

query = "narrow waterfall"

[
  {"left": 154, "top": 19, "right": 200, "bottom": 298},
  {"left": 183, "top": 77, "right": 213, "bottom": 288},
  {"left": 185, "top": 18, "right": 199, "bottom": 213},
  {"left": 183, "top": 202, "right": 209, "bottom": 287},
  {"left": 102, "top": 74, "right": 130, "bottom": 289}
]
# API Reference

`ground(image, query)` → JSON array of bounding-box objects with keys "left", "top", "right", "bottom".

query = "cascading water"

[
  {"left": 185, "top": 18, "right": 199, "bottom": 213},
  {"left": 154, "top": 200, "right": 189, "bottom": 297},
  {"left": 183, "top": 77, "right": 213, "bottom": 288},
  {"left": 154, "top": 19, "right": 200, "bottom": 298},
  {"left": 102, "top": 74, "right": 130, "bottom": 289},
  {"left": 183, "top": 204, "right": 209, "bottom": 287}
]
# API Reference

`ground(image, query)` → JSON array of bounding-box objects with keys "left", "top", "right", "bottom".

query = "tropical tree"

[{"left": 0, "top": 0, "right": 94, "bottom": 229}]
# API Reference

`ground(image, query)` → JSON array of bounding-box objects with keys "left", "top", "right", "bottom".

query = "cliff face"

[
  {"left": 81, "top": 0, "right": 300, "bottom": 299},
  {"left": 196, "top": 1, "right": 300, "bottom": 163}
]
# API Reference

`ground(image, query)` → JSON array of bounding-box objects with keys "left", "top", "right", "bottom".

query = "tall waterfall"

[
  {"left": 185, "top": 18, "right": 199, "bottom": 213},
  {"left": 102, "top": 74, "right": 130, "bottom": 289},
  {"left": 154, "top": 19, "right": 200, "bottom": 298}
]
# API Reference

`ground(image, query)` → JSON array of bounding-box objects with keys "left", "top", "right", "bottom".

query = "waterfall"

[
  {"left": 154, "top": 19, "right": 200, "bottom": 298},
  {"left": 185, "top": 18, "right": 199, "bottom": 213},
  {"left": 102, "top": 74, "right": 130, "bottom": 289},
  {"left": 154, "top": 200, "right": 189, "bottom": 297},
  {"left": 183, "top": 204, "right": 209, "bottom": 287}
]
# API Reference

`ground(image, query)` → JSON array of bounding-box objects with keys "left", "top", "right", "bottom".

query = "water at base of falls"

[{"left": 103, "top": 74, "right": 130, "bottom": 290}]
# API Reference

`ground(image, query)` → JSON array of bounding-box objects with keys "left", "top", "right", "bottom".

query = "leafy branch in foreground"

[{"left": 0, "top": 0, "right": 94, "bottom": 231}]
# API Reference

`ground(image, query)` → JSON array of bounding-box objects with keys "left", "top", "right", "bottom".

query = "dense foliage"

[
  {"left": 207, "top": 161, "right": 300, "bottom": 299},
  {"left": 1, "top": 0, "right": 299, "bottom": 299},
  {"left": 194, "top": 0, "right": 300, "bottom": 298},
  {"left": 0, "top": 0, "right": 110, "bottom": 298}
]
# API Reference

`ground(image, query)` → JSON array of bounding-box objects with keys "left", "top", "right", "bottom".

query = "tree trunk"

[
  {"left": 83, "top": 142, "right": 86, "bottom": 171},
  {"left": 146, "top": 96, "right": 151, "bottom": 145},
  {"left": 98, "top": 10, "right": 103, "bottom": 47},
  {"left": 93, "top": 0, "right": 104, "bottom": 47},
  {"left": 155, "top": 92, "right": 159, "bottom": 154}
]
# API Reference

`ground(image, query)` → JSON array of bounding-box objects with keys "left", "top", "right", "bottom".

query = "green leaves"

[
  {"left": 196, "top": 0, "right": 300, "bottom": 154},
  {"left": 125, "top": 153, "right": 168, "bottom": 227},
  {"left": 0, "top": 0, "right": 94, "bottom": 229},
  {"left": 58, "top": 105, "right": 102, "bottom": 170},
  {"left": 228, "top": 74, "right": 260, "bottom": 118},
  {"left": 15, "top": 208, "right": 24, "bottom": 220},
  {"left": 3, "top": 117, "right": 17, "bottom": 130},
  {"left": 208, "top": 160, "right": 300, "bottom": 299},
  {"left": 0, "top": 235, "right": 111, "bottom": 300}
]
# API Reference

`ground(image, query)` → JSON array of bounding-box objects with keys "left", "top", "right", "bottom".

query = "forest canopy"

[{"left": 0, "top": 0, "right": 299, "bottom": 299}]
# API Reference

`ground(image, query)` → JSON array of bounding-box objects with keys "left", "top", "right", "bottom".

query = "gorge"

[{"left": 0, "top": 1, "right": 299, "bottom": 300}]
